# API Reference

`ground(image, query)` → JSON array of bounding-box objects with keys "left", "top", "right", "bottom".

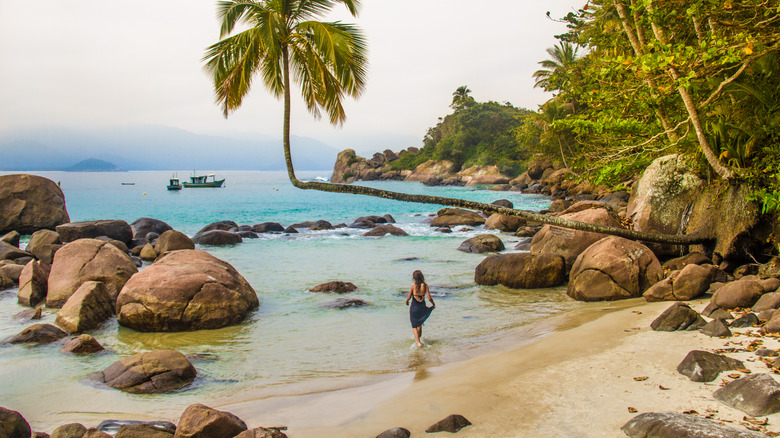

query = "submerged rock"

[
  {"left": 192, "top": 230, "right": 242, "bottom": 246},
  {"left": 98, "top": 350, "right": 196, "bottom": 394},
  {"left": 309, "top": 281, "right": 358, "bottom": 293},
  {"left": 7, "top": 323, "right": 67, "bottom": 345}
]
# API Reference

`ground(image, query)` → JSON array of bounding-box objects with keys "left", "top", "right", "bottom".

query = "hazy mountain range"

[{"left": 0, "top": 125, "right": 342, "bottom": 171}]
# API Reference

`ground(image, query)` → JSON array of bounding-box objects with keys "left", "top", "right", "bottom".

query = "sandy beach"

[{"left": 219, "top": 299, "right": 780, "bottom": 437}]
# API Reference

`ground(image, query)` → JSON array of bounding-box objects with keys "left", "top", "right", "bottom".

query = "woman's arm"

[
  {"left": 405, "top": 286, "right": 413, "bottom": 305},
  {"left": 425, "top": 284, "right": 435, "bottom": 307}
]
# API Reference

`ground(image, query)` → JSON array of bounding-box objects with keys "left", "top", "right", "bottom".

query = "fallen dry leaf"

[
  {"left": 736, "top": 368, "right": 752, "bottom": 374},
  {"left": 743, "top": 416, "right": 769, "bottom": 426},
  {"left": 628, "top": 407, "right": 638, "bottom": 413},
  {"left": 633, "top": 376, "right": 648, "bottom": 381},
  {"left": 683, "top": 410, "right": 699, "bottom": 415},
  {"left": 632, "top": 311, "right": 642, "bottom": 314},
  {"left": 728, "top": 373, "right": 742, "bottom": 379},
  {"left": 659, "top": 385, "right": 670, "bottom": 390}
]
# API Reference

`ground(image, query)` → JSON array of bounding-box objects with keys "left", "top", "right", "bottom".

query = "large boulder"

[
  {"left": 116, "top": 250, "right": 258, "bottom": 332},
  {"left": 530, "top": 203, "right": 623, "bottom": 272},
  {"left": 567, "top": 236, "right": 663, "bottom": 302},
  {"left": 55, "top": 281, "right": 114, "bottom": 333},
  {"left": 677, "top": 350, "right": 745, "bottom": 382},
  {"left": 475, "top": 253, "right": 566, "bottom": 289},
  {"left": 622, "top": 411, "right": 764, "bottom": 438},
  {"left": 130, "top": 218, "right": 173, "bottom": 241},
  {"left": 154, "top": 230, "right": 195, "bottom": 254},
  {"left": 711, "top": 278, "right": 765, "bottom": 310},
  {"left": 174, "top": 404, "right": 247, "bottom": 438},
  {"left": 430, "top": 208, "right": 486, "bottom": 228},
  {"left": 0, "top": 174, "right": 70, "bottom": 235},
  {"left": 56, "top": 220, "right": 133, "bottom": 244},
  {"left": 192, "top": 230, "right": 242, "bottom": 246},
  {"left": 406, "top": 160, "right": 458, "bottom": 182},
  {"left": 0, "top": 406, "right": 32, "bottom": 438},
  {"left": 7, "top": 323, "right": 67, "bottom": 344},
  {"left": 713, "top": 373, "right": 780, "bottom": 416},
  {"left": 484, "top": 213, "right": 525, "bottom": 232},
  {"left": 25, "top": 229, "right": 63, "bottom": 264},
  {"left": 457, "top": 234, "right": 505, "bottom": 253},
  {"left": 643, "top": 263, "right": 721, "bottom": 302},
  {"left": 98, "top": 350, "right": 196, "bottom": 394},
  {"left": 17, "top": 260, "right": 51, "bottom": 307},
  {"left": 46, "top": 239, "right": 138, "bottom": 308}
]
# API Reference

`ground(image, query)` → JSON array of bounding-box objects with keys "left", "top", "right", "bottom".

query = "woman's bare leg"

[{"left": 413, "top": 327, "right": 422, "bottom": 347}]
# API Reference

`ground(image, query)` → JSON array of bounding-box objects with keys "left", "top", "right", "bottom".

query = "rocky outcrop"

[
  {"left": 116, "top": 250, "right": 258, "bottom": 332},
  {"left": 56, "top": 220, "right": 133, "bottom": 244},
  {"left": 567, "top": 236, "right": 663, "bottom": 302},
  {"left": 330, "top": 149, "right": 410, "bottom": 183},
  {"left": 55, "top": 281, "right": 114, "bottom": 333},
  {"left": 457, "top": 234, "right": 505, "bottom": 253},
  {"left": 530, "top": 203, "right": 624, "bottom": 272},
  {"left": 174, "top": 404, "right": 247, "bottom": 438},
  {"left": 406, "top": 160, "right": 458, "bottom": 183},
  {"left": 98, "top": 350, "right": 196, "bottom": 393},
  {"left": 46, "top": 239, "right": 138, "bottom": 308},
  {"left": 643, "top": 264, "right": 722, "bottom": 302},
  {"left": 0, "top": 174, "right": 70, "bottom": 235},
  {"left": 475, "top": 253, "right": 566, "bottom": 289}
]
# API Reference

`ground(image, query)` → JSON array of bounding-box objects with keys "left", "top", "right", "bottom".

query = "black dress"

[{"left": 410, "top": 295, "right": 434, "bottom": 328}]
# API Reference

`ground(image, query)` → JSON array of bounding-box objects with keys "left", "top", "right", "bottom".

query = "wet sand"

[{"left": 220, "top": 299, "right": 780, "bottom": 437}]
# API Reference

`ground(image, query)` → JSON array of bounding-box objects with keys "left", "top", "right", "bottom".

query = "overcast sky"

[{"left": 0, "top": 0, "right": 583, "bottom": 153}]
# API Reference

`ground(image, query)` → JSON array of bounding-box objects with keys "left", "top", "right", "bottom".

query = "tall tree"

[
  {"left": 532, "top": 42, "right": 581, "bottom": 92},
  {"left": 450, "top": 85, "right": 475, "bottom": 110},
  {"left": 204, "top": 0, "right": 705, "bottom": 245}
]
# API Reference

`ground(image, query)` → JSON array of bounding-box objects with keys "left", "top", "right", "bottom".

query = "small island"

[{"left": 64, "top": 158, "right": 123, "bottom": 172}]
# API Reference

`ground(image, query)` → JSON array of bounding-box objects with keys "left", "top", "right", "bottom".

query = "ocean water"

[{"left": 0, "top": 170, "right": 587, "bottom": 430}]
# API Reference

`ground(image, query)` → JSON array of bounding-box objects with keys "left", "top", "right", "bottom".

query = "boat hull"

[{"left": 182, "top": 179, "right": 225, "bottom": 188}]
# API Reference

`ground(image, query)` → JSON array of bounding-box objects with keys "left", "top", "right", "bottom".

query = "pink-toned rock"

[
  {"left": 17, "top": 260, "right": 51, "bottom": 307},
  {"left": 116, "top": 250, "right": 258, "bottom": 332},
  {"left": 46, "top": 239, "right": 138, "bottom": 308},
  {"left": 712, "top": 279, "right": 765, "bottom": 310},
  {"left": 174, "top": 404, "right": 247, "bottom": 438},
  {"left": 568, "top": 236, "right": 663, "bottom": 302},
  {"left": 25, "top": 229, "right": 63, "bottom": 264},
  {"left": 55, "top": 281, "right": 114, "bottom": 333},
  {"left": 475, "top": 253, "right": 566, "bottom": 289},
  {"left": 154, "top": 230, "right": 194, "bottom": 254},
  {"left": 644, "top": 264, "right": 720, "bottom": 302},
  {"left": 530, "top": 204, "right": 623, "bottom": 271},
  {"left": 0, "top": 174, "right": 70, "bottom": 235},
  {"left": 430, "top": 208, "right": 486, "bottom": 227},
  {"left": 484, "top": 213, "right": 525, "bottom": 232}
]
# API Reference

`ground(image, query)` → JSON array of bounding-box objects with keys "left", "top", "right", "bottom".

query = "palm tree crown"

[
  {"left": 203, "top": 0, "right": 368, "bottom": 125},
  {"left": 532, "top": 42, "right": 580, "bottom": 91}
]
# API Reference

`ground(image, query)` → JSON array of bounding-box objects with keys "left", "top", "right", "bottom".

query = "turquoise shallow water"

[{"left": 0, "top": 170, "right": 586, "bottom": 430}]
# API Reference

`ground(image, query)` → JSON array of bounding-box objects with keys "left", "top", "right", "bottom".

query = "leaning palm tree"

[{"left": 203, "top": 0, "right": 703, "bottom": 246}]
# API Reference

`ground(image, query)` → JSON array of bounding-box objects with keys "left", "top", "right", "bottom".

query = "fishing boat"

[
  {"left": 182, "top": 173, "right": 225, "bottom": 188},
  {"left": 167, "top": 175, "right": 183, "bottom": 191}
]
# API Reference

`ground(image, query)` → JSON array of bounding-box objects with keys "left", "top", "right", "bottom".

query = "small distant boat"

[
  {"left": 167, "top": 175, "right": 183, "bottom": 191},
  {"left": 182, "top": 173, "right": 225, "bottom": 188},
  {"left": 121, "top": 182, "right": 135, "bottom": 185}
]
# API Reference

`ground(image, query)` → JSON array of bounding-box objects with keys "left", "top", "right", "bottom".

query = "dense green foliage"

[
  {"left": 392, "top": 90, "right": 532, "bottom": 176},
  {"left": 518, "top": 0, "right": 780, "bottom": 197}
]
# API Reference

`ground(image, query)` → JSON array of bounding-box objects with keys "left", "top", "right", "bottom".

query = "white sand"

[{"left": 222, "top": 299, "right": 780, "bottom": 437}]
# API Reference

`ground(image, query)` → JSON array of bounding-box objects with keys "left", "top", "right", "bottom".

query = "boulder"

[
  {"left": 406, "top": 160, "right": 458, "bottom": 182},
  {"left": 713, "top": 373, "right": 780, "bottom": 416},
  {"left": 17, "top": 260, "right": 51, "bottom": 307},
  {"left": 530, "top": 204, "right": 623, "bottom": 272},
  {"left": 153, "top": 230, "right": 195, "bottom": 254},
  {"left": 55, "top": 281, "right": 114, "bottom": 333},
  {"left": 375, "top": 427, "right": 410, "bottom": 438},
  {"left": 677, "top": 350, "right": 744, "bottom": 382},
  {"left": 252, "top": 223, "right": 285, "bottom": 233},
  {"left": 195, "top": 221, "right": 238, "bottom": 235},
  {"left": 0, "top": 406, "right": 31, "bottom": 438},
  {"left": 362, "top": 225, "right": 409, "bottom": 237},
  {"left": 25, "top": 229, "right": 63, "bottom": 264},
  {"left": 116, "top": 250, "right": 258, "bottom": 332},
  {"left": 330, "top": 149, "right": 360, "bottom": 183},
  {"left": 319, "top": 298, "right": 369, "bottom": 309},
  {"left": 46, "top": 239, "right": 138, "bottom": 308},
  {"left": 475, "top": 253, "right": 566, "bottom": 289},
  {"left": 98, "top": 350, "right": 196, "bottom": 394},
  {"left": 662, "top": 252, "right": 713, "bottom": 272},
  {"left": 83, "top": 428, "right": 111, "bottom": 438},
  {"left": 484, "top": 213, "right": 525, "bottom": 232},
  {"left": 730, "top": 312, "right": 759, "bottom": 328},
  {"left": 192, "top": 230, "right": 242, "bottom": 246},
  {"left": 0, "top": 174, "right": 70, "bottom": 235},
  {"left": 650, "top": 302, "right": 706, "bottom": 331},
  {"left": 457, "top": 234, "right": 505, "bottom": 253},
  {"left": 761, "top": 311, "right": 780, "bottom": 334},
  {"left": 174, "top": 404, "right": 247, "bottom": 438},
  {"left": 643, "top": 264, "right": 720, "bottom": 302},
  {"left": 115, "top": 423, "right": 174, "bottom": 438},
  {"left": 130, "top": 218, "right": 173, "bottom": 241},
  {"left": 309, "top": 220, "right": 334, "bottom": 231},
  {"left": 456, "top": 165, "right": 510, "bottom": 186},
  {"left": 701, "top": 318, "right": 732, "bottom": 337},
  {"left": 622, "top": 411, "right": 764, "bottom": 438},
  {"left": 429, "top": 208, "right": 486, "bottom": 227},
  {"left": 56, "top": 220, "right": 133, "bottom": 244},
  {"left": 309, "top": 281, "right": 358, "bottom": 293},
  {"left": 626, "top": 154, "right": 704, "bottom": 257},
  {"left": 61, "top": 334, "right": 104, "bottom": 354},
  {"left": 425, "top": 414, "right": 471, "bottom": 434},
  {"left": 51, "top": 423, "right": 87, "bottom": 438},
  {"left": 711, "top": 279, "right": 765, "bottom": 310},
  {"left": 0, "top": 240, "right": 33, "bottom": 263},
  {"left": 0, "top": 261, "right": 24, "bottom": 283},
  {"left": 759, "top": 256, "right": 780, "bottom": 279},
  {"left": 139, "top": 243, "right": 157, "bottom": 261},
  {"left": 753, "top": 292, "right": 780, "bottom": 312},
  {"left": 233, "top": 428, "right": 288, "bottom": 438},
  {"left": 567, "top": 236, "right": 662, "bottom": 302},
  {"left": 526, "top": 155, "right": 553, "bottom": 180},
  {"left": 7, "top": 323, "right": 67, "bottom": 344},
  {"left": 1, "top": 231, "right": 20, "bottom": 247}
]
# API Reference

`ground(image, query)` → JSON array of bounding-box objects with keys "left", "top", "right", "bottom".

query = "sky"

[{"left": 0, "top": 0, "right": 584, "bottom": 154}]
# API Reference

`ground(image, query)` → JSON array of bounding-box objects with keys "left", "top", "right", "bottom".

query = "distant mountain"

[
  {"left": 0, "top": 125, "right": 340, "bottom": 171},
  {"left": 65, "top": 158, "right": 123, "bottom": 172}
]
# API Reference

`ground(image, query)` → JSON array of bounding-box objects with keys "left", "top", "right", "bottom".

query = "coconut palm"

[
  {"left": 203, "top": 0, "right": 704, "bottom": 246},
  {"left": 532, "top": 42, "right": 581, "bottom": 91},
  {"left": 450, "top": 85, "right": 475, "bottom": 110}
]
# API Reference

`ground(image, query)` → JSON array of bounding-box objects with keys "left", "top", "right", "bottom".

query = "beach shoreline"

[{"left": 217, "top": 298, "right": 780, "bottom": 437}]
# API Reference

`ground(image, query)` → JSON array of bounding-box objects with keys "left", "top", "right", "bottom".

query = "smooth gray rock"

[
  {"left": 622, "top": 411, "right": 764, "bottom": 438},
  {"left": 650, "top": 302, "right": 707, "bottom": 331},
  {"left": 425, "top": 414, "right": 471, "bottom": 433},
  {"left": 677, "top": 350, "right": 744, "bottom": 382},
  {"left": 730, "top": 313, "right": 759, "bottom": 328},
  {"left": 375, "top": 427, "right": 410, "bottom": 438},
  {"left": 714, "top": 373, "right": 780, "bottom": 416},
  {"left": 701, "top": 318, "right": 732, "bottom": 337}
]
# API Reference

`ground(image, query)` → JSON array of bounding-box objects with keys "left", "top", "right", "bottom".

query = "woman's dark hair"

[{"left": 412, "top": 270, "right": 425, "bottom": 285}]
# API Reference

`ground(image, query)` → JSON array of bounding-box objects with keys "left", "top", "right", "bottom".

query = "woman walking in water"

[{"left": 405, "top": 270, "right": 435, "bottom": 347}]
